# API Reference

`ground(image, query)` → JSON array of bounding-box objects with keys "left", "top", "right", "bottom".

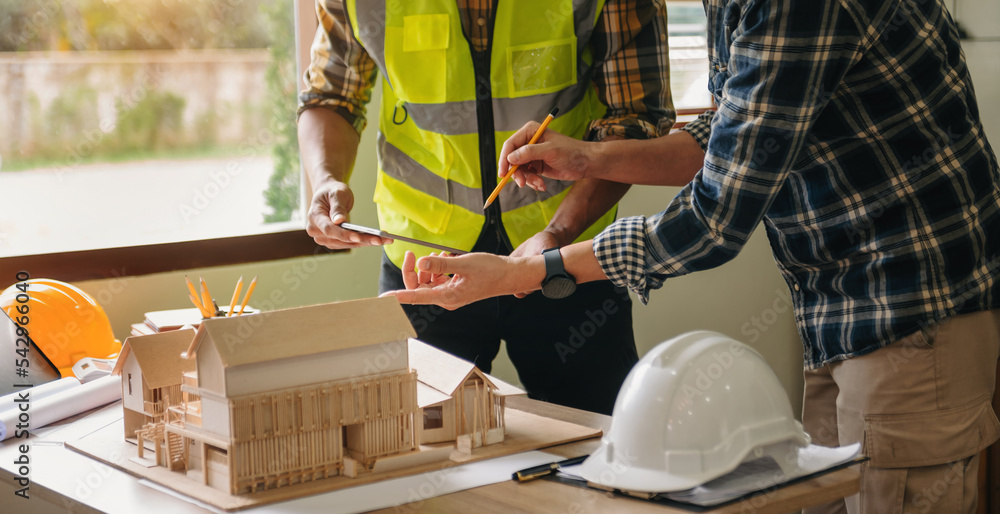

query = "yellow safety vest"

[{"left": 345, "top": 0, "right": 616, "bottom": 267}]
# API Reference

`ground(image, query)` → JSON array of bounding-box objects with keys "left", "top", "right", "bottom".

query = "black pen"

[{"left": 512, "top": 455, "right": 589, "bottom": 482}]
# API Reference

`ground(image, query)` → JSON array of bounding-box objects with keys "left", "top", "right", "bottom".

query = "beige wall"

[{"left": 75, "top": 84, "right": 804, "bottom": 418}]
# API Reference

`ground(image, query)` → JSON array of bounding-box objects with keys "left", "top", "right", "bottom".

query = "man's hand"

[
  {"left": 498, "top": 121, "right": 600, "bottom": 191},
  {"left": 305, "top": 180, "right": 392, "bottom": 249},
  {"left": 381, "top": 251, "right": 544, "bottom": 310}
]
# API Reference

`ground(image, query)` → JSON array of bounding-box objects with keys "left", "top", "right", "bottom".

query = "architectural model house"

[
  {"left": 410, "top": 339, "right": 522, "bottom": 451},
  {"left": 114, "top": 297, "right": 523, "bottom": 495},
  {"left": 112, "top": 328, "right": 197, "bottom": 466}
]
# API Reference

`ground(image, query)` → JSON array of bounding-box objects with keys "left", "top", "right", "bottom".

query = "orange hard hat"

[{"left": 0, "top": 279, "right": 121, "bottom": 378}]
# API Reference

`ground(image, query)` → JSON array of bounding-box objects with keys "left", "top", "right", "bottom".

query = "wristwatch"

[{"left": 540, "top": 247, "right": 577, "bottom": 299}]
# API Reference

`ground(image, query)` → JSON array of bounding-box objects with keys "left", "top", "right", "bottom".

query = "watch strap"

[{"left": 543, "top": 247, "right": 568, "bottom": 280}]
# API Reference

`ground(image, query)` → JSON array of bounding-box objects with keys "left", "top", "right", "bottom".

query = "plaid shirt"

[
  {"left": 299, "top": 0, "right": 675, "bottom": 141},
  {"left": 595, "top": 0, "right": 1000, "bottom": 368}
]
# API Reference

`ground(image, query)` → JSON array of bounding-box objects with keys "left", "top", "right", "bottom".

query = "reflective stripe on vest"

[
  {"left": 378, "top": 133, "right": 572, "bottom": 213},
  {"left": 345, "top": 0, "right": 615, "bottom": 266}
]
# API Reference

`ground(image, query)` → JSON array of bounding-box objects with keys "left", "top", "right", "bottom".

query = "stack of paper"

[
  {"left": 558, "top": 443, "right": 861, "bottom": 507},
  {"left": 131, "top": 306, "right": 257, "bottom": 336}
]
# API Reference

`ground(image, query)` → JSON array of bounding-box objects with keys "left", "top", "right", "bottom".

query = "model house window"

[
  {"left": 0, "top": 0, "right": 311, "bottom": 280},
  {"left": 423, "top": 406, "right": 444, "bottom": 430},
  {"left": 127, "top": 372, "right": 132, "bottom": 396}
]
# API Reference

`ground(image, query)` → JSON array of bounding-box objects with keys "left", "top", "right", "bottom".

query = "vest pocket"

[
  {"left": 385, "top": 14, "right": 450, "bottom": 104},
  {"left": 507, "top": 37, "right": 577, "bottom": 97},
  {"left": 403, "top": 14, "right": 449, "bottom": 51}
]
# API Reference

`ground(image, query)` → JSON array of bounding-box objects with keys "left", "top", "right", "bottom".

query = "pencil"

[
  {"left": 200, "top": 277, "right": 215, "bottom": 318},
  {"left": 185, "top": 276, "right": 208, "bottom": 316},
  {"left": 188, "top": 294, "right": 210, "bottom": 318},
  {"left": 237, "top": 276, "right": 257, "bottom": 316},
  {"left": 226, "top": 276, "right": 243, "bottom": 317},
  {"left": 483, "top": 107, "right": 558, "bottom": 210}
]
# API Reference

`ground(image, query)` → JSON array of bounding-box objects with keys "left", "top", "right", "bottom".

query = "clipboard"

[
  {"left": 543, "top": 455, "right": 866, "bottom": 512},
  {"left": 340, "top": 223, "right": 466, "bottom": 255}
]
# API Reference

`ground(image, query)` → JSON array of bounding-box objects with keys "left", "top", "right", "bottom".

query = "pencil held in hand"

[{"left": 483, "top": 107, "right": 559, "bottom": 210}]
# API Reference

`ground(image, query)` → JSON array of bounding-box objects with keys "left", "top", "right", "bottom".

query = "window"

[
  {"left": 0, "top": 0, "right": 321, "bottom": 281},
  {"left": 0, "top": 1, "right": 708, "bottom": 280},
  {"left": 423, "top": 406, "right": 444, "bottom": 430},
  {"left": 666, "top": 1, "right": 711, "bottom": 113}
]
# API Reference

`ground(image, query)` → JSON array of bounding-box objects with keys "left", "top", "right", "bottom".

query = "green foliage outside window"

[
  {"left": 1, "top": 0, "right": 302, "bottom": 223},
  {"left": 261, "top": 0, "right": 300, "bottom": 223}
]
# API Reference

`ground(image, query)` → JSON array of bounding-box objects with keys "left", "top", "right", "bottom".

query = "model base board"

[{"left": 67, "top": 404, "right": 601, "bottom": 511}]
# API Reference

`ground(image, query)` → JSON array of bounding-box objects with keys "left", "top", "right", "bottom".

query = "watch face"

[{"left": 542, "top": 276, "right": 576, "bottom": 299}]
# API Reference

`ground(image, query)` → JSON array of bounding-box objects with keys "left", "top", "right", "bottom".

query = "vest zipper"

[{"left": 466, "top": 5, "right": 514, "bottom": 254}]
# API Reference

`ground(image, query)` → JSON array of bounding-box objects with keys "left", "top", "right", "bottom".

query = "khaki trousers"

[{"left": 802, "top": 309, "right": 1000, "bottom": 514}]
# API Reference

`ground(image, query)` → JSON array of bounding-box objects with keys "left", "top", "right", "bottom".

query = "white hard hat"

[{"left": 579, "top": 331, "right": 809, "bottom": 493}]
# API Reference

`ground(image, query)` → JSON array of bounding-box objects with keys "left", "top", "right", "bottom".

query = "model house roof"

[
  {"left": 184, "top": 297, "right": 417, "bottom": 368},
  {"left": 112, "top": 328, "right": 197, "bottom": 389},
  {"left": 416, "top": 382, "right": 453, "bottom": 408},
  {"left": 409, "top": 339, "right": 524, "bottom": 407}
]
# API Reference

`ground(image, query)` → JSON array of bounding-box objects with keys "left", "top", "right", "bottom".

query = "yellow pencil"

[
  {"left": 226, "top": 276, "right": 243, "bottom": 317},
  {"left": 483, "top": 107, "right": 558, "bottom": 210},
  {"left": 237, "top": 276, "right": 258, "bottom": 316},
  {"left": 185, "top": 276, "right": 208, "bottom": 315},
  {"left": 188, "top": 294, "right": 210, "bottom": 318},
  {"left": 200, "top": 277, "right": 215, "bottom": 318}
]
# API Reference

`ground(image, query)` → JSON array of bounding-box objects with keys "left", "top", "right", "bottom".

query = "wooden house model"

[
  {"left": 114, "top": 297, "right": 522, "bottom": 496},
  {"left": 410, "top": 339, "right": 522, "bottom": 451},
  {"left": 112, "top": 328, "right": 197, "bottom": 465}
]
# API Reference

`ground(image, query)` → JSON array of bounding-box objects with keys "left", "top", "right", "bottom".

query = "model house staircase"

[{"left": 166, "top": 431, "right": 186, "bottom": 471}]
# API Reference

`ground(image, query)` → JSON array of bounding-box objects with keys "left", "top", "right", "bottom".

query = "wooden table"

[
  {"left": 0, "top": 397, "right": 858, "bottom": 513},
  {"left": 375, "top": 397, "right": 861, "bottom": 514}
]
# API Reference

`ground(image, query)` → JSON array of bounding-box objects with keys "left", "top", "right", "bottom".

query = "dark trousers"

[{"left": 378, "top": 234, "right": 638, "bottom": 415}]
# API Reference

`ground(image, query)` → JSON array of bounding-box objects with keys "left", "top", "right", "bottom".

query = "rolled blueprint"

[
  {"left": 0, "top": 374, "right": 120, "bottom": 441},
  {"left": 0, "top": 377, "right": 81, "bottom": 414}
]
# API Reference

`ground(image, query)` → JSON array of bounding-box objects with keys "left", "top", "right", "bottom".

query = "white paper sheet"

[
  {"left": 0, "top": 377, "right": 81, "bottom": 413},
  {"left": 559, "top": 443, "right": 861, "bottom": 507},
  {"left": 0, "top": 375, "right": 121, "bottom": 441},
  {"left": 139, "top": 451, "right": 563, "bottom": 514}
]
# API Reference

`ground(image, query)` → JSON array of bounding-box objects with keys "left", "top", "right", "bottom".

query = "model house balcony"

[
  {"left": 166, "top": 399, "right": 202, "bottom": 427},
  {"left": 144, "top": 400, "right": 165, "bottom": 417}
]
